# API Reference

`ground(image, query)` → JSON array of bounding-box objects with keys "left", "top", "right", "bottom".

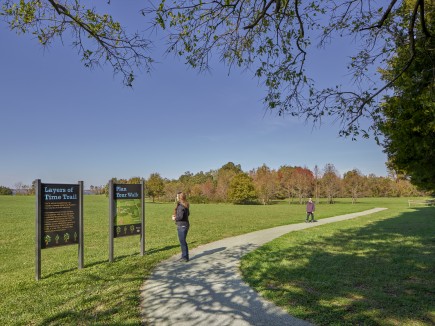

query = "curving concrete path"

[{"left": 140, "top": 208, "right": 387, "bottom": 325}]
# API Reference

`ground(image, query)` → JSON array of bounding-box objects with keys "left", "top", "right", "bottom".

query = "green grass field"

[
  {"left": 241, "top": 200, "right": 435, "bottom": 325},
  {"left": 0, "top": 196, "right": 433, "bottom": 325}
]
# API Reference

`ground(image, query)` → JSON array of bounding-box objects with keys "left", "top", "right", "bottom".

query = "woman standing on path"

[{"left": 172, "top": 192, "right": 190, "bottom": 262}]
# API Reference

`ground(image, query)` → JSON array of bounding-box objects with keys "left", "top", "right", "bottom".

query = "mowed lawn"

[
  {"left": 0, "top": 196, "right": 432, "bottom": 325},
  {"left": 241, "top": 200, "right": 435, "bottom": 325}
]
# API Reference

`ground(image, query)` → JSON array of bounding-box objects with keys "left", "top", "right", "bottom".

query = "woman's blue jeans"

[{"left": 177, "top": 225, "right": 189, "bottom": 260}]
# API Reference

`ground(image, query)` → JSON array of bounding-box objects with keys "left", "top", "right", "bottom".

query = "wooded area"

[{"left": 115, "top": 162, "right": 430, "bottom": 204}]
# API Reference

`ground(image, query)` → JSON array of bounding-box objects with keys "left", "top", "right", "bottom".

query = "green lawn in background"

[
  {"left": 241, "top": 200, "right": 435, "bottom": 325},
  {"left": 0, "top": 196, "right": 432, "bottom": 325}
]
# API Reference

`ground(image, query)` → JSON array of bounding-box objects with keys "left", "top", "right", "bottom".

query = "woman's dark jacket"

[{"left": 175, "top": 203, "right": 190, "bottom": 227}]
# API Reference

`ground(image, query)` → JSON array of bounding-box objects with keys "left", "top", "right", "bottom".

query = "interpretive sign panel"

[
  {"left": 35, "top": 179, "right": 84, "bottom": 281},
  {"left": 108, "top": 180, "right": 145, "bottom": 262},
  {"left": 113, "top": 184, "right": 142, "bottom": 237},
  {"left": 41, "top": 184, "right": 79, "bottom": 248}
]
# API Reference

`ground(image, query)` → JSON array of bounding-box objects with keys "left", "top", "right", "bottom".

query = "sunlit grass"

[
  {"left": 0, "top": 196, "right": 431, "bottom": 325},
  {"left": 240, "top": 201, "right": 435, "bottom": 325}
]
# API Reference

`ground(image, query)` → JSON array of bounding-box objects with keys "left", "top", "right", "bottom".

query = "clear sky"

[{"left": 0, "top": 2, "right": 388, "bottom": 189}]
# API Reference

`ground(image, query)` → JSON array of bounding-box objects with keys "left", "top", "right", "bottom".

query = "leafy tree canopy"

[
  {"left": 146, "top": 173, "right": 165, "bottom": 201},
  {"left": 1, "top": 0, "right": 152, "bottom": 86},
  {"left": 145, "top": 0, "right": 434, "bottom": 138},
  {"left": 0, "top": 186, "right": 13, "bottom": 195},
  {"left": 378, "top": 7, "right": 434, "bottom": 191},
  {"left": 227, "top": 173, "right": 257, "bottom": 204},
  {"left": 218, "top": 162, "right": 243, "bottom": 174},
  {"left": 2, "top": 0, "right": 433, "bottom": 138}
]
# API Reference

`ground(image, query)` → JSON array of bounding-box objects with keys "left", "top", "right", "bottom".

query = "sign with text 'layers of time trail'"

[
  {"left": 35, "top": 180, "right": 84, "bottom": 281},
  {"left": 41, "top": 183, "right": 80, "bottom": 248}
]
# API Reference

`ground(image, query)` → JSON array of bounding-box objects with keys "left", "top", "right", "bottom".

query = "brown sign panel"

[{"left": 41, "top": 183, "right": 79, "bottom": 248}]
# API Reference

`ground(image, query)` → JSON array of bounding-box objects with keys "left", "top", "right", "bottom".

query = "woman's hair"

[{"left": 178, "top": 192, "right": 189, "bottom": 208}]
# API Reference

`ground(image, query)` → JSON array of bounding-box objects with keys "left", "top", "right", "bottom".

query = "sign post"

[
  {"left": 140, "top": 179, "right": 145, "bottom": 256},
  {"left": 35, "top": 179, "right": 42, "bottom": 281},
  {"left": 109, "top": 179, "right": 114, "bottom": 263},
  {"left": 78, "top": 181, "right": 84, "bottom": 269}
]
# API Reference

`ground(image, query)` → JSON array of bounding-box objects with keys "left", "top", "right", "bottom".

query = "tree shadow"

[
  {"left": 38, "top": 290, "right": 142, "bottom": 325},
  {"left": 42, "top": 243, "right": 188, "bottom": 279},
  {"left": 191, "top": 247, "right": 226, "bottom": 260},
  {"left": 145, "top": 244, "right": 180, "bottom": 255},
  {"left": 242, "top": 207, "right": 435, "bottom": 325},
  {"left": 141, "top": 243, "right": 312, "bottom": 325}
]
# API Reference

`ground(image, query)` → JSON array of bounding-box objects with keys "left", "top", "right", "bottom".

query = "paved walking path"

[{"left": 140, "top": 208, "right": 387, "bottom": 325}]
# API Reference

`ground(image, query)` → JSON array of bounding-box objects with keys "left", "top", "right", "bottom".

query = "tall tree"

[
  {"left": 219, "top": 162, "right": 243, "bottom": 174},
  {"left": 343, "top": 169, "right": 366, "bottom": 204},
  {"left": 146, "top": 173, "right": 165, "bottom": 202},
  {"left": 227, "top": 173, "right": 257, "bottom": 204},
  {"left": 0, "top": 186, "right": 13, "bottom": 195},
  {"left": 179, "top": 171, "right": 195, "bottom": 194},
  {"left": 278, "top": 165, "right": 295, "bottom": 203},
  {"left": 321, "top": 163, "right": 341, "bottom": 204},
  {"left": 377, "top": 0, "right": 435, "bottom": 191},
  {"left": 291, "top": 167, "right": 314, "bottom": 204},
  {"left": 163, "top": 180, "right": 183, "bottom": 202},
  {"left": 251, "top": 164, "right": 278, "bottom": 205},
  {"left": 196, "top": 179, "right": 216, "bottom": 202},
  {"left": 366, "top": 174, "right": 393, "bottom": 197},
  {"left": 313, "top": 165, "right": 321, "bottom": 203},
  {"left": 215, "top": 162, "right": 243, "bottom": 202}
]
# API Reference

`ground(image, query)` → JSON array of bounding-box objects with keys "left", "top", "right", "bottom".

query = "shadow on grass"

[
  {"left": 42, "top": 243, "right": 187, "bottom": 279},
  {"left": 242, "top": 207, "right": 435, "bottom": 325},
  {"left": 39, "top": 289, "right": 141, "bottom": 326},
  {"left": 42, "top": 253, "right": 140, "bottom": 279},
  {"left": 145, "top": 244, "right": 180, "bottom": 255}
]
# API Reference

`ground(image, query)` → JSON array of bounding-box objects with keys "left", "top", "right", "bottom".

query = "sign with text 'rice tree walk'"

[
  {"left": 109, "top": 180, "right": 145, "bottom": 262},
  {"left": 35, "top": 180, "right": 84, "bottom": 281}
]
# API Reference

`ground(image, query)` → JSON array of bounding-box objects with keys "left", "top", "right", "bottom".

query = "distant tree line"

[
  {"left": 2, "top": 162, "right": 430, "bottom": 202},
  {"left": 143, "top": 162, "right": 429, "bottom": 204},
  {"left": 0, "top": 181, "right": 38, "bottom": 196},
  {"left": 0, "top": 186, "right": 13, "bottom": 195}
]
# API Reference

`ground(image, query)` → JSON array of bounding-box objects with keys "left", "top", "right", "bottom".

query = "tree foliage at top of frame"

[
  {"left": 144, "top": 0, "right": 433, "bottom": 138},
  {"left": 377, "top": 3, "right": 434, "bottom": 191},
  {"left": 1, "top": 0, "right": 433, "bottom": 140},
  {"left": 1, "top": 0, "right": 153, "bottom": 86}
]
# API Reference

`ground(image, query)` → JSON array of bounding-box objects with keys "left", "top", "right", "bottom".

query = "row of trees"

[
  {"left": 3, "top": 161, "right": 428, "bottom": 203},
  {"left": 143, "top": 162, "right": 428, "bottom": 204},
  {"left": 0, "top": 186, "right": 13, "bottom": 195}
]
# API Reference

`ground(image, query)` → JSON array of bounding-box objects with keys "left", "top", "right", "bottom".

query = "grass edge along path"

[{"left": 240, "top": 205, "right": 435, "bottom": 326}]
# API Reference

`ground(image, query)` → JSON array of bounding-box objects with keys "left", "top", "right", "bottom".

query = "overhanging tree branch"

[{"left": 243, "top": 0, "right": 275, "bottom": 29}]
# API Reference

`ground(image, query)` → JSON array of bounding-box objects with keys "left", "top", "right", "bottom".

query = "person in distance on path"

[
  {"left": 172, "top": 192, "right": 190, "bottom": 262},
  {"left": 305, "top": 198, "right": 316, "bottom": 223}
]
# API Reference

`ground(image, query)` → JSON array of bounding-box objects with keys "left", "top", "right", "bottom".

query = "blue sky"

[{"left": 0, "top": 3, "right": 388, "bottom": 189}]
